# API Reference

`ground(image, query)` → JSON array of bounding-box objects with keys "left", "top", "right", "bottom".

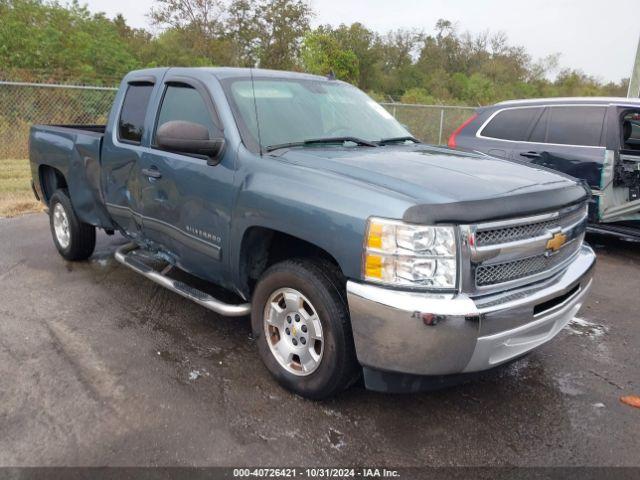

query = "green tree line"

[{"left": 0, "top": 0, "right": 629, "bottom": 104}]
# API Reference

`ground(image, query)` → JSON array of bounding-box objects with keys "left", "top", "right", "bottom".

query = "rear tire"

[
  {"left": 49, "top": 189, "right": 96, "bottom": 261},
  {"left": 251, "top": 259, "right": 359, "bottom": 400}
]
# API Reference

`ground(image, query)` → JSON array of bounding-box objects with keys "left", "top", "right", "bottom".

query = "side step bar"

[{"left": 114, "top": 243, "right": 251, "bottom": 317}]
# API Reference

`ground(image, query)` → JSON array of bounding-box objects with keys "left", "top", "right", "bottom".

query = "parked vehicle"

[
  {"left": 449, "top": 97, "right": 640, "bottom": 240},
  {"left": 30, "top": 68, "right": 595, "bottom": 399}
]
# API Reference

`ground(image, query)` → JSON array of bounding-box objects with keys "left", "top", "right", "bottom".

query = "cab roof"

[{"left": 124, "top": 66, "right": 332, "bottom": 83}]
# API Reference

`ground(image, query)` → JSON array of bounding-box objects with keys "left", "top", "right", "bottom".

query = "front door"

[{"left": 139, "top": 79, "right": 234, "bottom": 285}]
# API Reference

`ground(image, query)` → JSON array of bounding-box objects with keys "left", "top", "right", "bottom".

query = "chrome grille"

[
  {"left": 475, "top": 207, "right": 586, "bottom": 246},
  {"left": 475, "top": 242, "right": 580, "bottom": 286},
  {"left": 464, "top": 202, "right": 588, "bottom": 292}
]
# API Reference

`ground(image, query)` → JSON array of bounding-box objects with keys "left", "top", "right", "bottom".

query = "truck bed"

[{"left": 29, "top": 124, "right": 114, "bottom": 229}]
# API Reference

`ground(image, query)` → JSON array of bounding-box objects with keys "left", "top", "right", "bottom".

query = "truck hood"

[{"left": 277, "top": 145, "right": 589, "bottom": 223}]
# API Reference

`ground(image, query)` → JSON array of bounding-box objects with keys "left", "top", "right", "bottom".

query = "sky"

[{"left": 83, "top": 0, "right": 640, "bottom": 82}]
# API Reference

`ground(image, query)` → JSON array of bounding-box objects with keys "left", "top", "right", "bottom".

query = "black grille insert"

[{"left": 533, "top": 284, "right": 580, "bottom": 316}]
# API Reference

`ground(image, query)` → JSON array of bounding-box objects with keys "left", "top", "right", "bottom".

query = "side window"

[
  {"left": 156, "top": 84, "right": 218, "bottom": 140},
  {"left": 528, "top": 108, "right": 548, "bottom": 143},
  {"left": 480, "top": 107, "right": 542, "bottom": 141},
  {"left": 545, "top": 106, "right": 606, "bottom": 146},
  {"left": 118, "top": 83, "right": 154, "bottom": 144}
]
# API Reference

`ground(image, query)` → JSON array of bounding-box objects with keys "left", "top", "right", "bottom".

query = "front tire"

[
  {"left": 49, "top": 189, "right": 96, "bottom": 261},
  {"left": 251, "top": 259, "right": 359, "bottom": 400}
]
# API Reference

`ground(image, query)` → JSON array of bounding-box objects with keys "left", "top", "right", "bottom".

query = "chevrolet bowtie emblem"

[{"left": 546, "top": 232, "right": 567, "bottom": 252}]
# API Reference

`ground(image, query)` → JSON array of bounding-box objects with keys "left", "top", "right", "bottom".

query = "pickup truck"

[{"left": 30, "top": 67, "right": 596, "bottom": 399}]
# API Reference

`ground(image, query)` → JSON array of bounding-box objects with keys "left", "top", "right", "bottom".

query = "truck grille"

[
  {"left": 475, "top": 207, "right": 586, "bottom": 247},
  {"left": 475, "top": 242, "right": 580, "bottom": 286},
  {"left": 466, "top": 202, "right": 588, "bottom": 292}
]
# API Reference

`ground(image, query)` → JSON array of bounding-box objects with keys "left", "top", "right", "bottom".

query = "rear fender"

[{"left": 31, "top": 126, "right": 114, "bottom": 228}]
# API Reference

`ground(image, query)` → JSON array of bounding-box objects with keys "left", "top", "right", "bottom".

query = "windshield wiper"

[
  {"left": 377, "top": 136, "right": 421, "bottom": 146},
  {"left": 265, "top": 136, "right": 378, "bottom": 152},
  {"left": 305, "top": 136, "right": 379, "bottom": 147}
]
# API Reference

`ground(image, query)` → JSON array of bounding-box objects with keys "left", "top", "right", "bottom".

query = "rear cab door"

[
  {"left": 514, "top": 104, "right": 607, "bottom": 190},
  {"left": 101, "top": 69, "right": 166, "bottom": 239},
  {"left": 474, "top": 105, "right": 544, "bottom": 160}
]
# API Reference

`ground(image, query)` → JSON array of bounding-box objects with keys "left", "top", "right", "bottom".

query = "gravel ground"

[{"left": 0, "top": 213, "right": 639, "bottom": 467}]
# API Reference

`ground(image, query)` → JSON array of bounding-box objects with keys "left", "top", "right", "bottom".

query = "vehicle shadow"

[{"left": 586, "top": 232, "right": 640, "bottom": 262}]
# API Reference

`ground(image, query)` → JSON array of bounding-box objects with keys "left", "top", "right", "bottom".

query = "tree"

[
  {"left": 148, "top": 0, "right": 312, "bottom": 70},
  {"left": 329, "top": 23, "right": 381, "bottom": 90},
  {"left": 0, "top": 0, "right": 139, "bottom": 83},
  {"left": 400, "top": 87, "right": 436, "bottom": 105},
  {"left": 149, "top": 0, "right": 226, "bottom": 37},
  {"left": 256, "top": 0, "right": 312, "bottom": 70},
  {"left": 301, "top": 30, "right": 359, "bottom": 83},
  {"left": 226, "top": 0, "right": 263, "bottom": 66},
  {"left": 149, "top": 0, "right": 228, "bottom": 63},
  {"left": 375, "top": 29, "right": 423, "bottom": 96},
  {"left": 0, "top": 2, "right": 629, "bottom": 104}
]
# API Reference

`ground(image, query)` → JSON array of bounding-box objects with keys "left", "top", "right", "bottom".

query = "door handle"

[
  {"left": 520, "top": 151, "right": 541, "bottom": 159},
  {"left": 141, "top": 167, "right": 162, "bottom": 179}
]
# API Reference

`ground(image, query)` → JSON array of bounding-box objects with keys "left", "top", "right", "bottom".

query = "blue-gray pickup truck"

[{"left": 30, "top": 67, "right": 596, "bottom": 399}]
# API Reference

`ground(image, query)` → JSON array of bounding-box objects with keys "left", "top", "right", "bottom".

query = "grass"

[{"left": 0, "top": 159, "right": 42, "bottom": 217}]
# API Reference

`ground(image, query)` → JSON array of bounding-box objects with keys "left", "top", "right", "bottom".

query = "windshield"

[{"left": 222, "top": 76, "right": 411, "bottom": 151}]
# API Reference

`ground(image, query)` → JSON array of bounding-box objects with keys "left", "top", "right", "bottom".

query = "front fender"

[{"left": 229, "top": 155, "right": 414, "bottom": 286}]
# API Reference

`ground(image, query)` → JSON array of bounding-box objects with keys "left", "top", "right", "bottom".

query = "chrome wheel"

[
  {"left": 263, "top": 287, "right": 324, "bottom": 376},
  {"left": 53, "top": 203, "right": 70, "bottom": 249}
]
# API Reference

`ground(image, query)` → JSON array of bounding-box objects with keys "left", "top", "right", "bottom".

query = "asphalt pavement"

[{"left": 1, "top": 213, "right": 639, "bottom": 467}]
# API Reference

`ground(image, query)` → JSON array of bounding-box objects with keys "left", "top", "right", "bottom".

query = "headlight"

[{"left": 363, "top": 217, "right": 458, "bottom": 289}]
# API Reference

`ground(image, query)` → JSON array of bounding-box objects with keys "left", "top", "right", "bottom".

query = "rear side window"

[
  {"left": 545, "top": 106, "right": 606, "bottom": 146},
  {"left": 528, "top": 108, "right": 549, "bottom": 143},
  {"left": 118, "top": 83, "right": 154, "bottom": 144},
  {"left": 156, "top": 84, "right": 217, "bottom": 137},
  {"left": 480, "top": 107, "right": 542, "bottom": 141}
]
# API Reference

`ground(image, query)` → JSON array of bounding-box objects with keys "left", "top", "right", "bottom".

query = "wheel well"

[
  {"left": 239, "top": 227, "right": 343, "bottom": 296},
  {"left": 39, "top": 165, "right": 67, "bottom": 205}
]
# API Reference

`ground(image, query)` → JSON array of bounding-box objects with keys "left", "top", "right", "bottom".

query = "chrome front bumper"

[{"left": 346, "top": 244, "right": 596, "bottom": 376}]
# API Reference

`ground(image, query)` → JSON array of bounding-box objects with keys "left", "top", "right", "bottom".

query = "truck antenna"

[{"left": 250, "top": 67, "right": 264, "bottom": 156}]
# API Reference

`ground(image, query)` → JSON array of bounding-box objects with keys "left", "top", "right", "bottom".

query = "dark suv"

[{"left": 449, "top": 97, "right": 640, "bottom": 239}]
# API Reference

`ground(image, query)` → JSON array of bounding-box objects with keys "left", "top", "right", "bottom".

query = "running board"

[{"left": 114, "top": 243, "right": 251, "bottom": 317}]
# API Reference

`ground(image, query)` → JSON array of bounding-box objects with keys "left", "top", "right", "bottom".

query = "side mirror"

[{"left": 156, "top": 120, "right": 225, "bottom": 165}]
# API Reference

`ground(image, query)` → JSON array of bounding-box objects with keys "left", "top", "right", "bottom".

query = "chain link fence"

[
  {"left": 0, "top": 81, "right": 476, "bottom": 160},
  {"left": 380, "top": 103, "right": 476, "bottom": 145},
  {"left": 0, "top": 81, "right": 117, "bottom": 159}
]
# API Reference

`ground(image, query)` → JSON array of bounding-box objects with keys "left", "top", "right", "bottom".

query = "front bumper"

[{"left": 346, "top": 244, "right": 596, "bottom": 382}]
